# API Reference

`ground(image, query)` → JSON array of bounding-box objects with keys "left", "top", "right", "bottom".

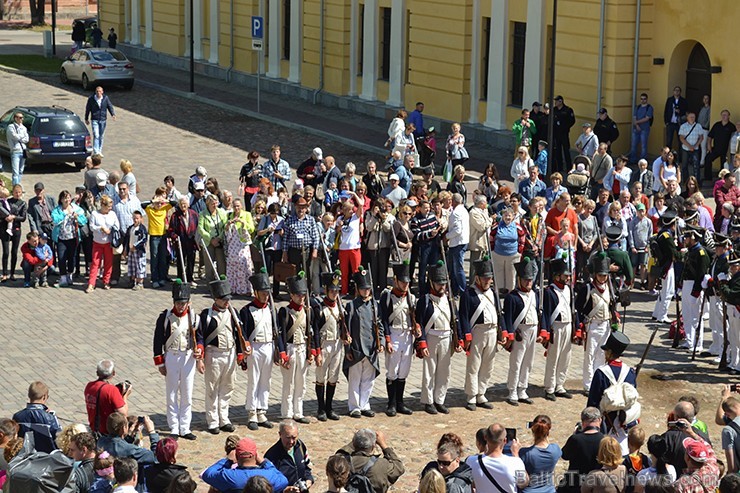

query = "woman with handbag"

[
  {"left": 224, "top": 198, "right": 255, "bottom": 295},
  {"left": 167, "top": 197, "right": 199, "bottom": 287},
  {"left": 52, "top": 190, "right": 87, "bottom": 287},
  {"left": 446, "top": 123, "right": 469, "bottom": 167},
  {"left": 0, "top": 184, "right": 27, "bottom": 282},
  {"left": 239, "top": 151, "right": 262, "bottom": 210},
  {"left": 86, "top": 195, "right": 119, "bottom": 293}
]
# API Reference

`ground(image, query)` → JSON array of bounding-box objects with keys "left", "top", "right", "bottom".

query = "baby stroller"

[
  {"left": 565, "top": 155, "right": 591, "bottom": 196},
  {"left": 418, "top": 126, "right": 437, "bottom": 169}
]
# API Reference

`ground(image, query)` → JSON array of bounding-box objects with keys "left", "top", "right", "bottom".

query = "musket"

[
  {"left": 672, "top": 221, "right": 684, "bottom": 349},
  {"left": 300, "top": 245, "right": 314, "bottom": 362},
  {"left": 691, "top": 291, "right": 707, "bottom": 361},
  {"left": 634, "top": 325, "right": 660, "bottom": 378},
  {"left": 366, "top": 265, "right": 382, "bottom": 352},
  {"left": 720, "top": 291, "right": 729, "bottom": 370},
  {"left": 174, "top": 237, "right": 198, "bottom": 357},
  {"left": 390, "top": 221, "right": 403, "bottom": 263},
  {"left": 439, "top": 238, "right": 460, "bottom": 354},
  {"left": 259, "top": 243, "right": 283, "bottom": 364},
  {"left": 199, "top": 237, "right": 251, "bottom": 368}
]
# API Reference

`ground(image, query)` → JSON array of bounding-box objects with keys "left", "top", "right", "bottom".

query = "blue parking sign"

[{"left": 252, "top": 16, "right": 264, "bottom": 39}]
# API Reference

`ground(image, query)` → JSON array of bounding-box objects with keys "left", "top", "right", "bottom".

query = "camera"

[
  {"left": 137, "top": 416, "right": 145, "bottom": 424},
  {"left": 116, "top": 380, "right": 132, "bottom": 396},
  {"left": 667, "top": 420, "right": 688, "bottom": 430},
  {"left": 294, "top": 480, "right": 309, "bottom": 493},
  {"left": 731, "top": 384, "right": 740, "bottom": 392}
]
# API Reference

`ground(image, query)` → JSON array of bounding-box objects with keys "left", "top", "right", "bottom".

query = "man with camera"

[
  {"left": 465, "top": 424, "right": 528, "bottom": 493},
  {"left": 203, "top": 437, "right": 289, "bottom": 493},
  {"left": 97, "top": 412, "right": 159, "bottom": 479},
  {"left": 264, "top": 421, "right": 314, "bottom": 493},
  {"left": 84, "top": 359, "right": 130, "bottom": 435},
  {"left": 661, "top": 400, "right": 712, "bottom": 473},
  {"left": 559, "top": 407, "right": 605, "bottom": 493},
  {"left": 336, "top": 429, "right": 405, "bottom": 493}
]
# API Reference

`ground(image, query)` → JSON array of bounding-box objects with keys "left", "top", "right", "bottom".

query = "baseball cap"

[
  {"left": 719, "top": 169, "right": 731, "bottom": 178},
  {"left": 96, "top": 172, "right": 108, "bottom": 186},
  {"left": 339, "top": 191, "right": 352, "bottom": 201},
  {"left": 682, "top": 437, "right": 711, "bottom": 463},
  {"left": 635, "top": 203, "right": 646, "bottom": 211},
  {"left": 598, "top": 108, "right": 608, "bottom": 114},
  {"left": 194, "top": 181, "right": 205, "bottom": 191},
  {"left": 582, "top": 122, "right": 592, "bottom": 128},
  {"left": 312, "top": 147, "right": 323, "bottom": 160},
  {"left": 235, "top": 437, "right": 257, "bottom": 459},
  {"left": 39, "top": 232, "right": 49, "bottom": 241},
  {"left": 406, "top": 199, "right": 418, "bottom": 208},
  {"left": 389, "top": 173, "right": 400, "bottom": 182},
  {"left": 532, "top": 101, "right": 541, "bottom": 107},
  {"left": 554, "top": 95, "right": 564, "bottom": 101},
  {"left": 34, "top": 182, "right": 44, "bottom": 191}
]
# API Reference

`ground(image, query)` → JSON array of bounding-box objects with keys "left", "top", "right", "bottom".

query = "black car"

[{"left": 0, "top": 106, "right": 92, "bottom": 169}]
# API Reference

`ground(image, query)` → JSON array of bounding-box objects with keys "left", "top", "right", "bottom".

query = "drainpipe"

[
  {"left": 312, "top": 0, "right": 325, "bottom": 104},
  {"left": 226, "top": 0, "right": 235, "bottom": 81},
  {"left": 596, "top": 0, "right": 606, "bottom": 111},
  {"left": 630, "top": 0, "right": 642, "bottom": 154}
]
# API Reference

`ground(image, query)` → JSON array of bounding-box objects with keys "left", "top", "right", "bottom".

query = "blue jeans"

[
  {"left": 21, "top": 259, "right": 33, "bottom": 283},
  {"left": 417, "top": 240, "right": 440, "bottom": 296},
  {"left": 91, "top": 119, "right": 107, "bottom": 155},
  {"left": 629, "top": 127, "right": 650, "bottom": 162},
  {"left": 448, "top": 244, "right": 467, "bottom": 296},
  {"left": 149, "top": 235, "right": 169, "bottom": 283},
  {"left": 10, "top": 151, "right": 25, "bottom": 186},
  {"left": 682, "top": 148, "right": 702, "bottom": 183}
]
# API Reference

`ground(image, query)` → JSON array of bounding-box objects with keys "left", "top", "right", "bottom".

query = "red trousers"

[
  {"left": 338, "top": 248, "right": 361, "bottom": 294},
  {"left": 89, "top": 241, "right": 113, "bottom": 286}
]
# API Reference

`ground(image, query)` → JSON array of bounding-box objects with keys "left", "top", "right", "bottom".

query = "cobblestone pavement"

[{"left": 0, "top": 70, "right": 731, "bottom": 492}]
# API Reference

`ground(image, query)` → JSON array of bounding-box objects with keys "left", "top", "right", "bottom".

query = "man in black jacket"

[
  {"left": 264, "top": 421, "right": 314, "bottom": 493},
  {"left": 69, "top": 432, "right": 97, "bottom": 493},
  {"left": 663, "top": 86, "right": 688, "bottom": 150},
  {"left": 84, "top": 86, "right": 116, "bottom": 157},
  {"left": 594, "top": 108, "right": 619, "bottom": 153},
  {"left": 552, "top": 96, "right": 575, "bottom": 173}
]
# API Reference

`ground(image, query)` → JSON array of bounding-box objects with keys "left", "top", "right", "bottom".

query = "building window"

[
  {"left": 358, "top": 4, "right": 364, "bottom": 75},
  {"left": 510, "top": 21, "right": 526, "bottom": 106},
  {"left": 481, "top": 16, "right": 490, "bottom": 100},
  {"left": 283, "top": 0, "right": 290, "bottom": 60},
  {"left": 380, "top": 7, "right": 391, "bottom": 80}
]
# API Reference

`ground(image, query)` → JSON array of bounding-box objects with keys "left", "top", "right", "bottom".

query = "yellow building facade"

[{"left": 98, "top": 0, "right": 737, "bottom": 157}]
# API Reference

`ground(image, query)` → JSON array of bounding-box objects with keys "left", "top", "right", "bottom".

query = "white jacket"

[
  {"left": 7, "top": 122, "right": 29, "bottom": 152},
  {"left": 447, "top": 204, "right": 470, "bottom": 248}
]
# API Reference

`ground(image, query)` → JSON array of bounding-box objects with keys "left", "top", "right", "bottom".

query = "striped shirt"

[
  {"left": 112, "top": 194, "right": 142, "bottom": 232},
  {"left": 281, "top": 214, "right": 319, "bottom": 250},
  {"left": 410, "top": 212, "right": 439, "bottom": 243}
]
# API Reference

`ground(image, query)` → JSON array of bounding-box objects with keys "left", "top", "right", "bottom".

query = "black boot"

[
  {"left": 325, "top": 384, "right": 340, "bottom": 420},
  {"left": 386, "top": 379, "right": 397, "bottom": 417},
  {"left": 316, "top": 384, "right": 327, "bottom": 421},
  {"left": 395, "top": 378, "right": 413, "bottom": 415}
]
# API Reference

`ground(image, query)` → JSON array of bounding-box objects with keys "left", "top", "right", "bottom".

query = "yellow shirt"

[{"left": 145, "top": 202, "right": 173, "bottom": 236}]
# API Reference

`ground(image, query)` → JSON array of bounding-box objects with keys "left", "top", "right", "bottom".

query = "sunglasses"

[{"left": 437, "top": 460, "right": 455, "bottom": 467}]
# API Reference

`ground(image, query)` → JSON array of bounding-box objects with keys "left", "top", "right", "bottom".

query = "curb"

[
  {"left": 0, "top": 63, "right": 56, "bottom": 77},
  {"left": 136, "top": 79, "right": 387, "bottom": 158}
]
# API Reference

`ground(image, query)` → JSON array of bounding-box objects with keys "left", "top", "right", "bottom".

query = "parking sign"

[{"left": 252, "top": 16, "right": 264, "bottom": 39}]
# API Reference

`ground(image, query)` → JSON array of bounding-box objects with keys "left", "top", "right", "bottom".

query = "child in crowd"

[
  {"left": 126, "top": 211, "right": 148, "bottom": 290},
  {"left": 33, "top": 233, "right": 54, "bottom": 288},
  {"left": 635, "top": 159, "right": 654, "bottom": 206},
  {"left": 88, "top": 451, "right": 115, "bottom": 493},
  {"left": 318, "top": 212, "right": 337, "bottom": 266},
  {"left": 628, "top": 203, "right": 652, "bottom": 290},
  {"left": 344, "top": 162, "right": 358, "bottom": 191},
  {"left": 324, "top": 180, "right": 339, "bottom": 208},
  {"left": 534, "top": 140, "right": 548, "bottom": 176},
  {"left": 554, "top": 217, "right": 576, "bottom": 272},
  {"left": 623, "top": 426, "right": 651, "bottom": 493}
]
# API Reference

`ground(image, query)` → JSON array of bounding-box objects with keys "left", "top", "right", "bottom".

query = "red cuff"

[
  {"left": 457, "top": 339, "right": 465, "bottom": 348},
  {"left": 538, "top": 329, "right": 550, "bottom": 341},
  {"left": 237, "top": 353, "right": 244, "bottom": 364},
  {"left": 196, "top": 344, "right": 204, "bottom": 357},
  {"left": 507, "top": 332, "right": 515, "bottom": 341},
  {"left": 153, "top": 355, "right": 164, "bottom": 366},
  {"left": 310, "top": 349, "right": 319, "bottom": 357},
  {"left": 574, "top": 329, "right": 583, "bottom": 339},
  {"left": 280, "top": 352, "right": 289, "bottom": 363},
  {"left": 464, "top": 333, "right": 472, "bottom": 342},
  {"left": 417, "top": 340, "right": 428, "bottom": 350},
  {"left": 385, "top": 336, "right": 392, "bottom": 343}
]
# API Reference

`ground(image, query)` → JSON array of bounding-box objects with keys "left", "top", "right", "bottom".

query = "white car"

[{"left": 60, "top": 48, "right": 134, "bottom": 90}]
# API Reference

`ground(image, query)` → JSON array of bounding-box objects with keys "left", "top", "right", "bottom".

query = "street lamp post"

[
  {"left": 546, "top": 0, "right": 557, "bottom": 176},
  {"left": 51, "top": 0, "right": 57, "bottom": 55}
]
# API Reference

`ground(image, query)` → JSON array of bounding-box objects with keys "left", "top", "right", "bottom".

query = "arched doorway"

[{"left": 685, "top": 43, "right": 711, "bottom": 114}]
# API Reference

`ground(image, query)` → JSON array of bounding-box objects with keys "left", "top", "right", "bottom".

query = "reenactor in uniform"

[
  {"left": 651, "top": 210, "right": 679, "bottom": 324},
  {"left": 731, "top": 221, "right": 740, "bottom": 251},
  {"left": 542, "top": 258, "right": 574, "bottom": 401},
  {"left": 153, "top": 279, "right": 200, "bottom": 440},
  {"left": 679, "top": 225, "right": 710, "bottom": 351},
  {"left": 605, "top": 225, "right": 634, "bottom": 287},
  {"left": 459, "top": 256, "right": 498, "bottom": 411},
  {"left": 197, "top": 276, "right": 247, "bottom": 434},
  {"left": 502, "top": 258, "right": 541, "bottom": 406},
  {"left": 343, "top": 266, "right": 384, "bottom": 418},
  {"left": 576, "top": 252, "right": 613, "bottom": 393},
  {"left": 239, "top": 267, "right": 276, "bottom": 431},
  {"left": 720, "top": 252, "right": 740, "bottom": 373},
  {"left": 379, "top": 261, "right": 418, "bottom": 417},
  {"left": 415, "top": 260, "right": 461, "bottom": 415},
  {"left": 277, "top": 271, "right": 313, "bottom": 424},
  {"left": 703, "top": 233, "right": 731, "bottom": 359},
  {"left": 312, "top": 269, "right": 345, "bottom": 422},
  {"left": 685, "top": 207, "right": 715, "bottom": 251}
]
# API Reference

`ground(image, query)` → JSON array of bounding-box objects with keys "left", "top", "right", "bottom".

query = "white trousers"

[
  {"left": 682, "top": 280, "right": 704, "bottom": 350},
  {"left": 204, "top": 346, "right": 236, "bottom": 428},
  {"left": 544, "top": 321, "right": 573, "bottom": 394},
  {"left": 385, "top": 330, "right": 414, "bottom": 380},
  {"left": 348, "top": 357, "right": 377, "bottom": 412},
  {"left": 246, "top": 341, "right": 274, "bottom": 414},
  {"left": 421, "top": 334, "right": 451, "bottom": 405},
  {"left": 465, "top": 326, "right": 497, "bottom": 402},
  {"left": 164, "top": 350, "right": 196, "bottom": 435},
  {"left": 728, "top": 306, "right": 740, "bottom": 370},
  {"left": 507, "top": 324, "right": 537, "bottom": 398},
  {"left": 316, "top": 339, "right": 344, "bottom": 384},
  {"left": 583, "top": 320, "right": 609, "bottom": 391},
  {"left": 652, "top": 265, "right": 674, "bottom": 321},
  {"left": 280, "top": 343, "right": 308, "bottom": 418},
  {"left": 708, "top": 295, "right": 725, "bottom": 355}
]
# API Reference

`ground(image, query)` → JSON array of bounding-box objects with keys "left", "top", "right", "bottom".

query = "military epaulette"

[
  {"left": 661, "top": 232, "right": 670, "bottom": 239},
  {"left": 700, "top": 249, "right": 706, "bottom": 256}
]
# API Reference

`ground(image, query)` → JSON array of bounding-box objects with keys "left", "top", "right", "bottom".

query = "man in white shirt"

[
  {"left": 447, "top": 193, "right": 470, "bottom": 298},
  {"left": 575, "top": 123, "right": 599, "bottom": 158},
  {"left": 465, "top": 424, "right": 528, "bottom": 493},
  {"left": 679, "top": 112, "right": 704, "bottom": 184},
  {"left": 652, "top": 147, "right": 670, "bottom": 193},
  {"left": 112, "top": 458, "right": 138, "bottom": 493}
]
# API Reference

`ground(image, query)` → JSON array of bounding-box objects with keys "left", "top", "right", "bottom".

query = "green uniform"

[
  {"left": 682, "top": 243, "right": 710, "bottom": 290},
  {"left": 607, "top": 246, "right": 634, "bottom": 284},
  {"left": 654, "top": 228, "right": 678, "bottom": 270}
]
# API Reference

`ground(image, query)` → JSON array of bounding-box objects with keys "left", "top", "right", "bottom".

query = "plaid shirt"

[
  {"left": 672, "top": 462, "right": 720, "bottom": 493},
  {"left": 281, "top": 214, "right": 319, "bottom": 250},
  {"left": 263, "top": 159, "right": 291, "bottom": 189}
]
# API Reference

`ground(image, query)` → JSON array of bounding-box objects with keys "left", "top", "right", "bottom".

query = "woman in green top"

[{"left": 198, "top": 194, "right": 228, "bottom": 281}]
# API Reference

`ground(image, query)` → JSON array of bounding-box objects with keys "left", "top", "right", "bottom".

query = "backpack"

[
  {"left": 343, "top": 454, "right": 378, "bottom": 493},
  {"left": 648, "top": 233, "right": 660, "bottom": 260},
  {"left": 599, "top": 365, "right": 640, "bottom": 416}
]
